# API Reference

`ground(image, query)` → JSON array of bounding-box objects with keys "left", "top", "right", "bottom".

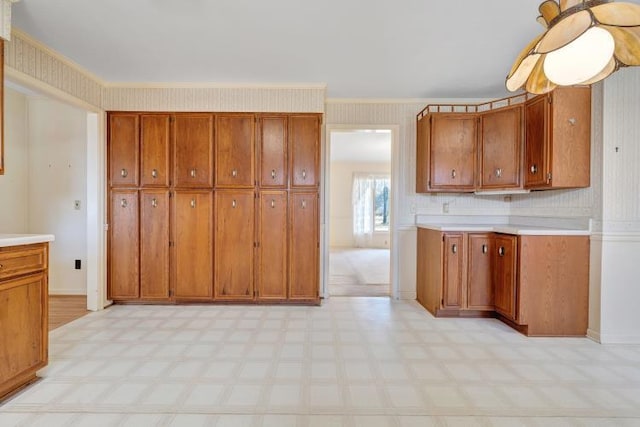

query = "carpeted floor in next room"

[{"left": 329, "top": 248, "right": 390, "bottom": 297}]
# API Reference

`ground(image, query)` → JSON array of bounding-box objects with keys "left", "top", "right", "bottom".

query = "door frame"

[{"left": 322, "top": 124, "right": 400, "bottom": 299}]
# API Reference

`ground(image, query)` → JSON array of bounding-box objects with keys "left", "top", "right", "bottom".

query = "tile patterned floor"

[{"left": 2, "top": 297, "right": 640, "bottom": 426}]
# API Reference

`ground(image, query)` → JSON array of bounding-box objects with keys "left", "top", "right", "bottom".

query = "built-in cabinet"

[
  {"left": 0, "top": 242, "right": 49, "bottom": 400},
  {"left": 416, "top": 87, "right": 591, "bottom": 193},
  {"left": 416, "top": 227, "right": 589, "bottom": 336},
  {"left": 107, "top": 112, "right": 321, "bottom": 305}
]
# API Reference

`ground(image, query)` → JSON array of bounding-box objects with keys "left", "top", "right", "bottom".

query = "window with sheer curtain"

[{"left": 352, "top": 173, "right": 390, "bottom": 247}]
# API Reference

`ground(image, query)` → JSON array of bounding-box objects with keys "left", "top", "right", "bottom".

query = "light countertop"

[
  {"left": 416, "top": 224, "right": 590, "bottom": 236},
  {"left": 0, "top": 234, "right": 55, "bottom": 248}
]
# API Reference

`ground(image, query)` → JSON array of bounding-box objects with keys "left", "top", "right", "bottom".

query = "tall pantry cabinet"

[{"left": 107, "top": 111, "right": 321, "bottom": 305}]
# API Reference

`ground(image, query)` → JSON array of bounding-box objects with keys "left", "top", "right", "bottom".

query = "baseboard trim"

[
  {"left": 598, "top": 333, "right": 640, "bottom": 344},
  {"left": 398, "top": 291, "right": 416, "bottom": 300},
  {"left": 49, "top": 289, "right": 87, "bottom": 296},
  {"left": 586, "top": 328, "right": 601, "bottom": 343}
]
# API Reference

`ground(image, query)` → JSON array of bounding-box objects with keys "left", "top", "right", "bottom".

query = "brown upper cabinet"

[
  {"left": 524, "top": 87, "right": 591, "bottom": 189},
  {"left": 416, "top": 114, "right": 477, "bottom": 192},
  {"left": 259, "top": 115, "right": 288, "bottom": 188},
  {"left": 173, "top": 114, "right": 214, "bottom": 188},
  {"left": 416, "top": 87, "right": 591, "bottom": 193},
  {"left": 478, "top": 105, "right": 523, "bottom": 190},
  {"left": 289, "top": 115, "right": 320, "bottom": 188},
  {"left": 140, "top": 115, "right": 171, "bottom": 187},
  {"left": 215, "top": 114, "right": 255, "bottom": 188},
  {"left": 109, "top": 114, "right": 139, "bottom": 187}
]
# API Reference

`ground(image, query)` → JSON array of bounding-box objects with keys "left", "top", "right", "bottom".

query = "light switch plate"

[{"left": 74, "top": 200, "right": 81, "bottom": 210}]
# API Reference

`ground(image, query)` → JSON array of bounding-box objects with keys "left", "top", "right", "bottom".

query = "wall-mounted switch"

[{"left": 74, "top": 200, "right": 81, "bottom": 210}]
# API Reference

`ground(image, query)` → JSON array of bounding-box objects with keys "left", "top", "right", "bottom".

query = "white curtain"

[{"left": 352, "top": 173, "right": 373, "bottom": 247}]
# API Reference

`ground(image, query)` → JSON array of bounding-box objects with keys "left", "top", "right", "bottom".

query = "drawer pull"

[
  {"left": 151, "top": 169, "right": 158, "bottom": 178},
  {"left": 232, "top": 200, "right": 237, "bottom": 208},
  {"left": 120, "top": 168, "right": 128, "bottom": 178},
  {"left": 232, "top": 169, "right": 238, "bottom": 178},
  {"left": 302, "top": 169, "right": 307, "bottom": 180},
  {"left": 151, "top": 198, "right": 158, "bottom": 208},
  {"left": 498, "top": 246, "right": 505, "bottom": 257},
  {"left": 121, "top": 199, "right": 128, "bottom": 208},
  {"left": 190, "top": 168, "right": 197, "bottom": 178},
  {"left": 271, "top": 200, "right": 275, "bottom": 208},
  {"left": 301, "top": 200, "right": 307, "bottom": 209},
  {"left": 495, "top": 168, "right": 502, "bottom": 178},
  {"left": 568, "top": 118, "right": 577, "bottom": 126},
  {"left": 0, "top": 264, "right": 3, "bottom": 269},
  {"left": 452, "top": 244, "right": 457, "bottom": 254},
  {"left": 271, "top": 169, "right": 276, "bottom": 179},
  {"left": 451, "top": 169, "right": 456, "bottom": 179},
  {"left": 530, "top": 164, "right": 538, "bottom": 174},
  {"left": 482, "top": 244, "right": 488, "bottom": 254},
  {"left": 190, "top": 199, "right": 196, "bottom": 208}
]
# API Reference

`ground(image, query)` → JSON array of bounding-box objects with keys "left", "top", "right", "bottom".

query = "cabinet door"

[
  {"left": 416, "top": 115, "right": 431, "bottom": 193},
  {"left": 442, "top": 233, "right": 463, "bottom": 309},
  {"left": 214, "top": 190, "right": 255, "bottom": 300},
  {"left": 479, "top": 106, "right": 522, "bottom": 189},
  {"left": 109, "top": 190, "right": 139, "bottom": 299},
  {"left": 109, "top": 114, "right": 139, "bottom": 187},
  {"left": 524, "top": 95, "right": 550, "bottom": 188},
  {"left": 416, "top": 228, "right": 444, "bottom": 316},
  {"left": 140, "top": 114, "right": 171, "bottom": 187},
  {"left": 259, "top": 116, "right": 287, "bottom": 188},
  {"left": 290, "top": 115, "right": 320, "bottom": 188},
  {"left": 173, "top": 191, "right": 213, "bottom": 299},
  {"left": 467, "top": 233, "right": 494, "bottom": 310},
  {"left": 140, "top": 190, "right": 169, "bottom": 299},
  {"left": 215, "top": 114, "right": 255, "bottom": 188},
  {"left": 430, "top": 114, "right": 477, "bottom": 191},
  {"left": 0, "top": 273, "right": 47, "bottom": 395},
  {"left": 289, "top": 192, "right": 319, "bottom": 300},
  {"left": 257, "top": 191, "right": 287, "bottom": 300},
  {"left": 494, "top": 235, "right": 518, "bottom": 321},
  {"left": 173, "top": 114, "right": 214, "bottom": 188}
]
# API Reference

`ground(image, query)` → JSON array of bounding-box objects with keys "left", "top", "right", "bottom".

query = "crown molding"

[
  {"left": 104, "top": 81, "right": 328, "bottom": 90},
  {"left": 326, "top": 97, "right": 492, "bottom": 105}
]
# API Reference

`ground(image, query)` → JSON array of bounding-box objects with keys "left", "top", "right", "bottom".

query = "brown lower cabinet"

[
  {"left": 140, "top": 190, "right": 170, "bottom": 299},
  {"left": 108, "top": 190, "right": 140, "bottom": 300},
  {"left": 289, "top": 192, "right": 319, "bottom": 301},
  {"left": 257, "top": 190, "right": 288, "bottom": 300},
  {"left": 416, "top": 227, "right": 589, "bottom": 336},
  {"left": 0, "top": 243, "right": 49, "bottom": 400}
]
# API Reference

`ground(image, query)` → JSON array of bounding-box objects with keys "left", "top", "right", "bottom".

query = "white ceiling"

[
  {"left": 12, "top": 0, "right": 640, "bottom": 99},
  {"left": 330, "top": 131, "right": 391, "bottom": 163}
]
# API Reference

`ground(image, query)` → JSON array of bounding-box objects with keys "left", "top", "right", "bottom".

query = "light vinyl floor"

[{"left": 1, "top": 298, "right": 640, "bottom": 426}]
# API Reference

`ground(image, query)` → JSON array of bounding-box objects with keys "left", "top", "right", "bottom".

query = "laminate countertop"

[
  {"left": 0, "top": 234, "right": 55, "bottom": 248},
  {"left": 416, "top": 224, "right": 590, "bottom": 236}
]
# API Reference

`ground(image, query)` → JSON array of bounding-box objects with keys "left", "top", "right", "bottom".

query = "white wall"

[
  {"left": 0, "top": 88, "right": 29, "bottom": 232},
  {"left": 27, "top": 98, "right": 88, "bottom": 295},
  {"left": 330, "top": 161, "right": 391, "bottom": 248}
]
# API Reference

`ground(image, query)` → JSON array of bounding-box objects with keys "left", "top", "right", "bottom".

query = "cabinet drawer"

[{"left": 0, "top": 244, "right": 47, "bottom": 280}]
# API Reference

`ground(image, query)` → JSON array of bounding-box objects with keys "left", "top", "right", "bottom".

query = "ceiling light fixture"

[{"left": 506, "top": 0, "right": 640, "bottom": 94}]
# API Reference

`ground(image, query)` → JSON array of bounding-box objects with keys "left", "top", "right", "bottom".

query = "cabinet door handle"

[
  {"left": 190, "top": 199, "right": 196, "bottom": 208},
  {"left": 151, "top": 198, "right": 158, "bottom": 208},
  {"left": 301, "top": 200, "right": 307, "bottom": 209},
  {"left": 568, "top": 118, "right": 577, "bottom": 126},
  {"left": 482, "top": 244, "right": 488, "bottom": 254},
  {"left": 120, "top": 168, "right": 128, "bottom": 178},
  {"left": 495, "top": 168, "right": 502, "bottom": 178},
  {"left": 498, "top": 246, "right": 505, "bottom": 257},
  {"left": 0, "top": 264, "right": 4, "bottom": 269},
  {"left": 530, "top": 164, "right": 538, "bottom": 174},
  {"left": 271, "top": 169, "right": 276, "bottom": 179},
  {"left": 232, "top": 169, "right": 238, "bottom": 178},
  {"left": 452, "top": 244, "right": 457, "bottom": 254},
  {"left": 120, "top": 199, "right": 128, "bottom": 208},
  {"left": 270, "top": 200, "right": 275, "bottom": 208},
  {"left": 451, "top": 169, "right": 456, "bottom": 179},
  {"left": 190, "top": 168, "right": 197, "bottom": 178},
  {"left": 302, "top": 169, "right": 307, "bottom": 180},
  {"left": 151, "top": 169, "right": 158, "bottom": 178},
  {"left": 232, "top": 200, "right": 237, "bottom": 208}
]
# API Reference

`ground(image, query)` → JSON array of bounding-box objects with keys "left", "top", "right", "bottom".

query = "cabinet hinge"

[
  {"left": 547, "top": 172, "right": 552, "bottom": 182},
  {"left": 169, "top": 289, "right": 173, "bottom": 297},
  {"left": 170, "top": 116, "right": 175, "bottom": 123},
  {"left": 254, "top": 242, "right": 260, "bottom": 248},
  {"left": 169, "top": 191, "right": 173, "bottom": 198},
  {"left": 548, "top": 96, "right": 553, "bottom": 104},
  {"left": 169, "top": 241, "right": 174, "bottom": 247},
  {"left": 428, "top": 180, "right": 431, "bottom": 187}
]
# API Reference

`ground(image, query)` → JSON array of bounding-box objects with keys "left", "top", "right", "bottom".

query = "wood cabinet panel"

[
  {"left": 493, "top": 234, "right": 517, "bottom": 321},
  {"left": 467, "top": 233, "right": 494, "bottom": 310},
  {"left": 415, "top": 115, "right": 431, "bottom": 193},
  {"left": 173, "top": 191, "right": 213, "bottom": 299},
  {"left": 0, "top": 245, "right": 47, "bottom": 281},
  {"left": 173, "top": 114, "right": 214, "bottom": 188},
  {"left": 479, "top": 106, "right": 522, "bottom": 189},
  {"left": 140, "top": 190, "right": 170, "bottom": 299},
  {"left": 140, "top": 114, "right": 171, "bottom": 187},
  {"left": 289, "top": 192, "right": 319, "bottom": 300},
  {"left": 518, "top": 235, "right": 589, "bottom": 336},
  {"left": 0, "top": 273, "right": 48, "bottom": 399},
  {"left": 442, "top": 233, "right": 464, "bottom": 309},
  {"left": 524, "top": 95, "right": 549, "bottom": 188},
  {"left": 215, "top": 114, "right": 255, "bottom": 188},
  {"left": 290, "top": 115, "right": 320, "bottom": 188},
  {"left": 259, "top": 116, "right": 287, "bottom": 188},
  {"left": 416, "top": 228, "right": 443, "bottom": 315},
  {"left": 109, "top": 114, "right": 139, "bottom": 187},
  {"left": 214, "top": 190, "right": 255, "bottom": 300},
  {"left": 108, "top": 190, "right": 139, "bottom": 300},
  {"left": 257, "top": 191, "right": 288, "bottom": 300},
  {"left": 430, "top": 114, "right": 477, "bottom": 191}
]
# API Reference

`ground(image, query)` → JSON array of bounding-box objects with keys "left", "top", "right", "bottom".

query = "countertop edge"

[
  {"left": 416, "top": 224, "right": 590, "bottom": 236},
  {"left": 0, "top": 234, "right": 56, "bottom": 248}
]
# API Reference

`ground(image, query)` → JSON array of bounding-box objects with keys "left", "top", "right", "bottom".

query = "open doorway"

[{"left": 327, "top": 129, "right": 392, "bottom": 297}]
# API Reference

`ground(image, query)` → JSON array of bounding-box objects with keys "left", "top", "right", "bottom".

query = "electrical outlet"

[
  {"left": 442, "top": 202, "right": 449, "bottom": 213},
  {"left": 74, "top": 200, "right": 81, "bottom": 210},
  {"left": 75, "top": 259, "right": 81, "bottom": 270}
]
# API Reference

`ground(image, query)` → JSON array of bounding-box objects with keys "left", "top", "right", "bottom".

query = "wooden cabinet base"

[{"left": 112, "top": 299, "right": 321, "bottom": 306}]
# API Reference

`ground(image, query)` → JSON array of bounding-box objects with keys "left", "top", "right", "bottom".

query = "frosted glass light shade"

[{"left": 543, "top": 27, "right": 615, "bottom": 85}]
